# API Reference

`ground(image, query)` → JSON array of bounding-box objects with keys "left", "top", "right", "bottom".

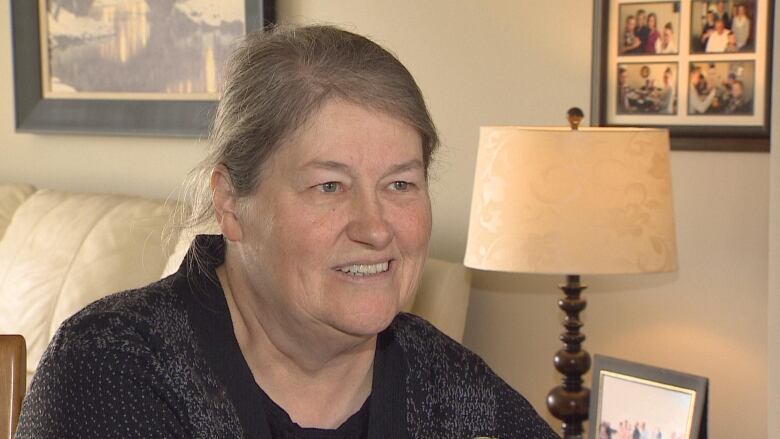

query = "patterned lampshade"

[{"left": 464, "top": 126, "right": 678, "bottom": 275}]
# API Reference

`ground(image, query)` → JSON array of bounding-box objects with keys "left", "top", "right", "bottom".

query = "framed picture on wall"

[
  {"left": 10, "top": 0, "right": 275, "bottom": 137},
  {"left": 589, "top": 355, "right": 709, "bottom": 439},
  {"left": 591, "top": 0, "right": 774, "bottom": 151}
]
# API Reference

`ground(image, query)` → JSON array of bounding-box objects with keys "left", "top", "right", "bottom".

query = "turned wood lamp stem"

[{"left": 546, "top": 275, "right": 591, "bottom": 439}]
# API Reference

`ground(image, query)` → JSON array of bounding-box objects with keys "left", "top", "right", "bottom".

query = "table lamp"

[{"left": 463, "top": 109, "right": 678, "bottom": 439}]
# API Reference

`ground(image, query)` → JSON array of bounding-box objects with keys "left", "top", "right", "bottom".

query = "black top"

[
  {"left": 262, "top": 389, "right": 369, "bottom": 439},
  {"left": 17, "top": 235, "right": 559, "bottom": 439},
  {"left": 636, "top": 25, "right": 650, "bottom": 51}
]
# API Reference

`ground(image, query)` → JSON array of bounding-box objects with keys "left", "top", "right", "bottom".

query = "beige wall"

[{"left": 0, "top": 1, "right": 773, "bottom": 437}]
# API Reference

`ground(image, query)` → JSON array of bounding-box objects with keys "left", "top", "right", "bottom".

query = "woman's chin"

[{"left": 329, "top": 305, "right": 399, "bottom": 339}]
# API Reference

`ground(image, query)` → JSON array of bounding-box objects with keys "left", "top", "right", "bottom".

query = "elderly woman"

[{"left": 15, "top": 26, "right": 556, "bottom": 438}]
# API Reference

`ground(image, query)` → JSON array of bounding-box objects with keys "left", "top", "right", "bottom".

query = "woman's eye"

[
  {"left": 391, "top": 181, "right": 409, "bottom": 191},
  {"left": 319, "top": 182, "right": 341, "bottom": 193}
]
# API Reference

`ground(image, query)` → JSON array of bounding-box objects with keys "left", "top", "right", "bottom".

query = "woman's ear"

[{"left": 211, "top": 165, "right": 243, "bottom": 242}]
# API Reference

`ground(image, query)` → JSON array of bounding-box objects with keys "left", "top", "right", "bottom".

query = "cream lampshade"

[
  {"left": 463, "top": 122, "right": 678, "bottom": 438},
  {"left": 464, "top": 126, "right": 678, "bottom": 275}
]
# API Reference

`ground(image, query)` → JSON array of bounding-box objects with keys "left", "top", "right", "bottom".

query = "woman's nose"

[{"left": 345, "top": 192, "right": 393, "bottom": 249}]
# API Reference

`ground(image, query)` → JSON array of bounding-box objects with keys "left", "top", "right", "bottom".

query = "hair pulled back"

[{"left": 183, "top": 25, "right": 439, "bottom": 231}]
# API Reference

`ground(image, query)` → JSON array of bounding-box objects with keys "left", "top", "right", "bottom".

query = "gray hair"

[{"left": 181, "top": 24, "right": 439, "bottom": 233}]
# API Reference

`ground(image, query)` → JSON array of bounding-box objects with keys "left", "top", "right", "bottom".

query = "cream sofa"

[{"left": 0, "top": 183, "right": 471, "bottom": 386}]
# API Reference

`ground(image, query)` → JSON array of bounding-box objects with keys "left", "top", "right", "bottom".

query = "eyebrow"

[
  {"left": 300, "top": 159, "right": 425, "bottom": 177},
  {"left": 301, "top": 160, "right": 350, "bottom": 173},
  {"left": 385, "top": 159, "right": 425, "bottom": 176}
]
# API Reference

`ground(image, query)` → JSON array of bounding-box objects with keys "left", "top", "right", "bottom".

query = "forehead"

[{"left": 274, "top": 99, "right": 423, "bottom": 168}]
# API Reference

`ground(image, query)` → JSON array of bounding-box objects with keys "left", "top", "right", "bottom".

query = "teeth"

[{"left": 338, "top": 261, "right": 390, "bottom": 276}]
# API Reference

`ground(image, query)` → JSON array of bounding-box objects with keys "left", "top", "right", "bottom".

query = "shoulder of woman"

[
  {"left": 392, "top": 313, "right": 558, "bottom": 437},
  {"left": 46, "top": 277, "right": 184, "bottom": 359},
  {"left": 391, "top": 313, "right": 465, "bottom": 351},
  {"left": 17, "top": 279, "right": 217, "bottom": 439},
  {"left": 391, "top": 313, "right": 497, "bottom": 385}
]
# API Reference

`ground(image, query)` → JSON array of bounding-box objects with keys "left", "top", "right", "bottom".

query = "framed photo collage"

[{"left": 592, "top": 0, "right": 773, "bottom": 151}]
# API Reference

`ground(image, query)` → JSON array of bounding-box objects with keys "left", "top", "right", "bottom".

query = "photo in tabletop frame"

[
  {"left": 589, "top": 355, "right": 709, "bottom": 439},
  {"left": 618, "top": 1, "right": 681, "bottom": 55},
  {"left": 687, "top": 60, "right": 755, "bottom": 115},
  {"left": 617, "top": 62, "right": 679, "bottom": 114},
  {"left": 690, "top": 0, "right": 756, "bottom": 53},
  {"left": 596, "top": 373, "right": 693, "bottom": 439}
]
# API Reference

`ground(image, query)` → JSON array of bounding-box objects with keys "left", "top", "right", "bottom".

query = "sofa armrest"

[{"left": 0, "top": 184, "right": 36, "bottom": 241}]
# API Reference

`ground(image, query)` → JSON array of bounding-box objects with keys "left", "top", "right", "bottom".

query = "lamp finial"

[{"left": 566, "top": 107, "right": 584, "bottom": 130}]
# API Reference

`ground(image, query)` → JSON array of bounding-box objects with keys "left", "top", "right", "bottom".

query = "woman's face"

[
  {"left": 234, "top": 99, "right": 431, "bottom": 338},
  {"left": 691, "top": 70, "right": 701, "bottom": 85},
  {"left": 732, "top": 82, "right": 743, "bottom": 98},
  {"left": 663, "top": 28, "right": 673, "bottom": 43},
  {"left": 648, "top": 15, "right": 657, "bottom": 29}
]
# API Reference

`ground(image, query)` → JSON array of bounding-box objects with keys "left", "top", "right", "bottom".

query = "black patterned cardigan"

[{"left": 16, "top": 236, "right": 558, "bottom": 439}]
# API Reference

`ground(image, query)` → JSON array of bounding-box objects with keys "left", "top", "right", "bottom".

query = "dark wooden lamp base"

[{"left": 546, "top": 274, "right": 591, "bottom": 439}]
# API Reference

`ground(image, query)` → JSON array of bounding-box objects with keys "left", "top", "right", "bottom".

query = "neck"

[{"left": 216, "top": 260, "right": 376, "bottom": 428}]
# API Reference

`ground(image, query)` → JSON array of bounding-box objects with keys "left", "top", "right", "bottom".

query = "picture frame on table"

[
  {"left": 591, "top": 0, "right": 774, "bottom": 151},
  {"left": 10, "top": 0, "right": 275, "bottom": 137},
  {"left": 588, "top": 355, "right": 709, "bottom": 439}
]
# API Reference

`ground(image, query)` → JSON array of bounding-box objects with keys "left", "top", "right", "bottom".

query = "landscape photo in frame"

[
  {"left": 11, "top": 0, "right": 274, "bottom": 135},
  {"left": 40, "top": 0, "right": 246, "bottom": 100}
]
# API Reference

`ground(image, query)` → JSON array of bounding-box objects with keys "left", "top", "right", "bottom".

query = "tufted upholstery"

[
  {"left": 0, "top": 188, "right": 177, "bottom": 385},
  {"left": 0, "top": 184, "right": 471, "bottom": 388}
]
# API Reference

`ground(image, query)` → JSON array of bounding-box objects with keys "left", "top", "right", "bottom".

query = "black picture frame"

[
  {"left": 10, "top": 0, "right": 276, "bottom": 137},
  {"left": 589, "top": 355, "right": 709, "bottom": 439},
  {"left": 591, "top": 0, "right": 774, "bottom": 152}
]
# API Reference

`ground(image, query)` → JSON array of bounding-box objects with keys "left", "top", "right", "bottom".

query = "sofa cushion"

[
  {"left": 0, "top": 184, "right": 36, "bottom": 240},
  {"left": 0, "top": 190, "right": 178, "bottom": 381}
]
